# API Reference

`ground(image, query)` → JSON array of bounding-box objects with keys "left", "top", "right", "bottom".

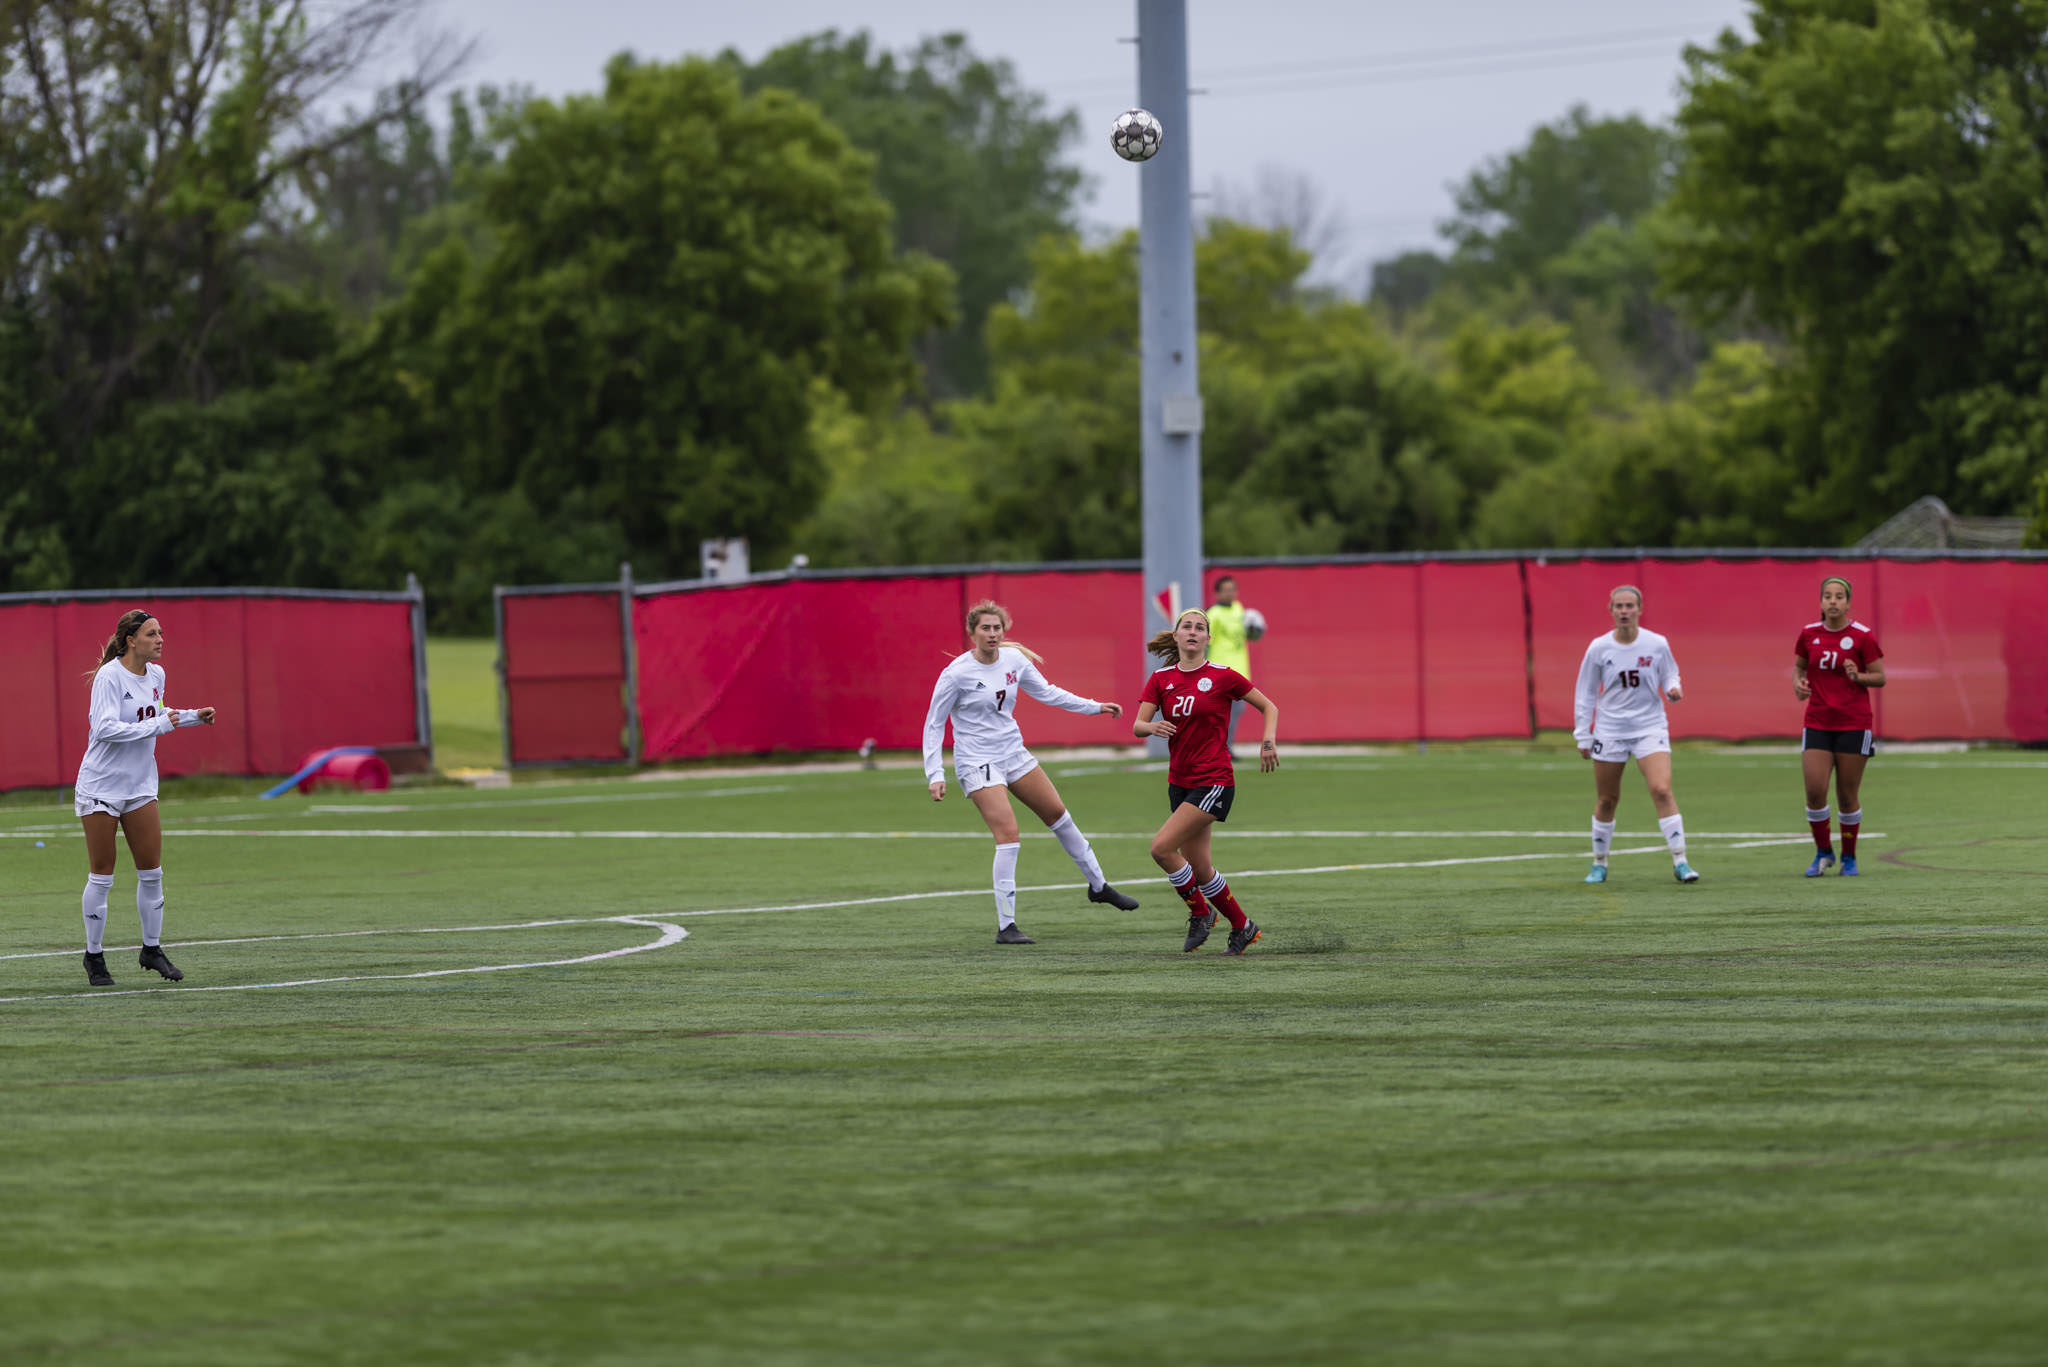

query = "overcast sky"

[{"left": 409, "top": 0, "right": 1754, "bottom": 285}]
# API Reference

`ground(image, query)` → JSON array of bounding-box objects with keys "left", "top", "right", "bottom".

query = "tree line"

[{"left": 4, "top": 1, "right": 2044, "bottom": 631}]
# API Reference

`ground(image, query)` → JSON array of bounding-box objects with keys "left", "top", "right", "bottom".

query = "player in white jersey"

[
  {"left": 72, "top": 609, "right": 217, "bottom": 987},
  {"left": 924, "top": 600, "right": 1140, "bottom": 944},
  {"left": 1572, "top": 585, "right": 1700, "bottom": 885}
]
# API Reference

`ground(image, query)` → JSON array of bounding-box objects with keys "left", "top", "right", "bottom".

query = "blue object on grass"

[{"left": 260, "top": 747, "right": 379, "bottom": 800}]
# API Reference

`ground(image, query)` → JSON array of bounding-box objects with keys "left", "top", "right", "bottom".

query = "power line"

[
  {"left": 1199, "top": 40, "right": 1698, "bottom": 100},
  {"left": 1043, "top": 21, "right": 1731, "bottom": 95}
]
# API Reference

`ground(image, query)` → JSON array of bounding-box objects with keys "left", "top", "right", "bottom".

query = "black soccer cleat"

[
  {"left": 1223, "top": 920, "right": 1263, "bottom": 956},
  {"left": 1087, "top": 882, "right": 1140, "bottom": 911},
  {"left": 1182, "top": 910, "right": 1218, "bottom": 953},
  {"left": 83, "top": 951, "right": 114, "bottom": 987},
  {"left": 138, "top": 944, "right": 184, "bottom": 982},
  {"left": 995, "top": 924, "right": 1036, "bottom": 945}
]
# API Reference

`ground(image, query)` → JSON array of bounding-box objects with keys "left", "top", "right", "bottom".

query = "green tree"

[
  {"left": 371, "top": 55, "right": 955, "bottom": 597},
  {"left": 1664, "top": 0, "right": 2048, "bottom": 527},
  {"left": 727, "top": 30, "right": 1082, "bottom": 397},
  {"left": 1443, "top": 105, "right": 1677, "bottom": 290}
]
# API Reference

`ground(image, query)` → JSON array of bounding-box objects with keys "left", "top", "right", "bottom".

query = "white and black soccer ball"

[
  {"left": 1110, "top": 108, "right": 1164, "bottom": 163},
  {"left": 1243, "top": 607, "right": 1267, "bottom": 641}
]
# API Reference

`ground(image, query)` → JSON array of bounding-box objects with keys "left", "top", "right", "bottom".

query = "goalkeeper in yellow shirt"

[{"left": 1206, "top": 575, "right": 1265, "bottom": 744}]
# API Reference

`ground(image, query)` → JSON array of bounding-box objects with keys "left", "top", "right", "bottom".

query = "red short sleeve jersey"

[
  {"left": 1796, "top": 619, "right": 1883, "bottom": 730},
  {"left": 1138, "top": 662, "right": 1252, "bottom": 787}
]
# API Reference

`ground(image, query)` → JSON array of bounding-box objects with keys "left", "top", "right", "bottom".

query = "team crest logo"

[
  {"left": 1637, "top": 656, "right": 1653, "bottom": 667},
  {"left": 1005, "top": 670, "right": 1018, "bottom": 686},
  {"left": 1840, "top": 637, "right": 1854, "bottom": 650},
  {"left": 1196, "top": 677, "right": 1213, "bottom": 692}
]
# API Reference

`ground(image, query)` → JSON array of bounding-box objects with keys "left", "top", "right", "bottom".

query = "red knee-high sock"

[
  {"left": 1809, "top": 818, "right": 1832, "bottom": 851},
  {"left": 1167, "top": 868, "right": 1210, "bottom": 916},
  {"left": 1840, "top": 810, "right": 1860, "bottom": 857},
  {"left": 1197, "top": 871, "right": 1248, "bottom": 930}
]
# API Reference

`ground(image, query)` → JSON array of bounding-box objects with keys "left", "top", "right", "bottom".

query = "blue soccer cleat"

[
  {"left": 1584, "top": 864, "right": 1608, "bottom": 884},
  {"left": 1840, "top": 855, "right": 1859, "bottom": 877},
  {"left": 1673, "top": 861, "right": 1700, "bottom": 884},
  {"left": 1805, "top": 851, "right": 1836, "bottom": 878}
]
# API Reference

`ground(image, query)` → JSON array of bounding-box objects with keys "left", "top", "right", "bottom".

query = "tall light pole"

[{"left": 1135, "top": 0, "right": 1202, "bottom": 756}]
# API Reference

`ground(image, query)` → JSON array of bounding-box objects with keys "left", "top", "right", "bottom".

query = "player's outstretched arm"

[
  {"left": 1246, "top": 689, "right": 1279, "bottom": 772},
  {"left": 1133, "top": 700, "right": 1173, "bottom": 739}
]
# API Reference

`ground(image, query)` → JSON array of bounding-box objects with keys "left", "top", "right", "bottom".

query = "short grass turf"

[
  {"left": 426, "top": 636, "right": 503, "bottom": 772},
  {"left": 2, "top": 747, "right": 2045, "bottom": 1365}
]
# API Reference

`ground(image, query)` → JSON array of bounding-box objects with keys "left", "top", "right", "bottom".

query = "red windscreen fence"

[
  {"left": 493, "top": 555, "right": 2048, "bottom": 765},
  {"left": 0, "top": 588, "right": 427, "bottom": 792},
  {"left": 497, "top": 588, "right": 632, "bottom": 765}
]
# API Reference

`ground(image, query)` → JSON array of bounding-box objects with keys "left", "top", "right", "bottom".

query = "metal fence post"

[
  {"left": 619, "top": 562, "right": 641, "bottom": 767},
  {"left": 406, "top": 573, "right": 434, "bottom": 762},
  {"left": 493, "top": 585, "right": 512, "bottom": 774}
]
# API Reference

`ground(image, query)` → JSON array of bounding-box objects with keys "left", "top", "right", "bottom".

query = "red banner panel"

[
  {"left": 503, "top": 592, "right": 628, "bottom": 764},
  {"left": 635, "top": 577, "right": 965, "bottom": 759},
  {"left": 2, "top": 593, "right": 421, "bottom": 791},
  {"left": 598, "top": 557, "right": 2048, "bottom": 765},
  {"left": 1871, "top": 559, "right": 2048, "bottom": 741},
  {"left": 1216, "top": 563, "right": 1424, "bottom": 741},
  {"left": 0, "top": 604, "right": 64, "bottom": 792},
  {"left": 1417, "top": 560, "right": 1532, "bottom": 738}
]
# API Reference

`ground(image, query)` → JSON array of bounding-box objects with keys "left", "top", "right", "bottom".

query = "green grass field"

[
  {"left": 427, "top": 637, "right": 503, "bottom": 772},
  {"left": 3, "top": 747, "right": 2045, "bottom": 1364}
]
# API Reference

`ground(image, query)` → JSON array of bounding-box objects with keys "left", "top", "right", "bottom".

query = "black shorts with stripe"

[
  {"left": 1168, "top": 782, "right": 1235, "bottom": 822},
  {"left": 1803, "top": 727, "right": 1876, "bottom": 757}
]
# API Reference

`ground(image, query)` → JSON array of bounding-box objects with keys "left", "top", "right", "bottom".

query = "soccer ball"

[
  {"left": 1110, "top": 108, "right": 1164, "bottom": 163},
  {"left": 1243, "top": 607, "right": 1267, "bottom": 641}
]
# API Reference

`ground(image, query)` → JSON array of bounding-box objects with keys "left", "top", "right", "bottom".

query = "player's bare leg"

[
  {"left": 79, "top": 811, "right": 121, "bottom": 984},
  {"left": 1833, "top": 751, "right": 1869, "bottom": 874},
  {"left": 1802, "top": 747, "right": 1837, "bottom": 874},
  {"left": 119, "top": 802, "right": 182, "bottom": 980},
  {"left": 967, "top": 784, "right": 1021, "bottom": 843},
  {"left": 1008, "top": 766, "right": 1136, "bottom": 910},
  {"left": 1586, "top": 759, "right": 1626, "bottom": 883},
  {"left": 1635, "top": 753, "right": 1697, "bottom": 883},
  {"left": 968, "top": 784, "right": 1031, "bottom": 943}
]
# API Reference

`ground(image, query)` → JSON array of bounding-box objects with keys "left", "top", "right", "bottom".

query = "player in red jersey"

[
  {"left": 1132, "top": 608, "right": 1280, "bottom": 955},
  {"left": 1793, "top": 576, "right": 1886, "bottom": 877}
]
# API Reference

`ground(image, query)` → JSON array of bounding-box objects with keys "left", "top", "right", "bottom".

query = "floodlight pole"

[{"left": 1136, "top": 0, "right": 1203, "bottom": 758}]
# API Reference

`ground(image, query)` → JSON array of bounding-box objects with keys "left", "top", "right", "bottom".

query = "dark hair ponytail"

[{"left": 95, "top": 609, "right": 155, "bottom": 670}]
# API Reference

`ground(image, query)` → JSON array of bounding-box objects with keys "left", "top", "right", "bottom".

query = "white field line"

[
  {"left": 0, "top": 828, "right": 1877, "bottom": 842},
  {"left": 0, "top": 916, "right": 685, "bottom": 1005},
  {"left": 0, "top": 838, "right": 1830, "bottom": 1004},
  {"left": 0, "top": 784, "right": 795, "bottom": 834}
]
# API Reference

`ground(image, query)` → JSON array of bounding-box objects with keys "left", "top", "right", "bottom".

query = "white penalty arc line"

[
  {"left": 0, "top": 916, "right": 686, "bottom": 1006},
  {"left": 0, "top": 837, "right": 1835, "bottom": 1002}
]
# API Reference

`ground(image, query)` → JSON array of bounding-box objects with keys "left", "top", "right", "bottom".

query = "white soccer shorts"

[
  {"left": 1590, "top": 733, "right": 1671, "bottom": 762},
  {"left": 955, "top": 747, "right": 1041, "bottom": 794},
  {"left": 74, "top": 792, "right": 159, "bottom": 819}
]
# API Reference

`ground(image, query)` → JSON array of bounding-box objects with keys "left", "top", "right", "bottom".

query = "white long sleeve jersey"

[
  {"left": 74, "top": 660, "right": 201, "bottom": 801},
  {"left": 1573, "top": 629, "right": 1682, "bottom": 746},
  {"left": 922, "top": 647, "right": 1105, "bottom": 784}
]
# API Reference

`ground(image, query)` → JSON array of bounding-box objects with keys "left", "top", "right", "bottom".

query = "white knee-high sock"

[
  {"left": 1591, "top": 818, "right": 1615, "bottom": 866},
  {"left": 992, "top": 843, "right": 1020, "bottom": 930},
  {"left": 82, "top": 873, "right": 113, "bottom": 953},
  {"left": 137, "top": 867, "right": 165, "bottom": 945},
  {"left": 1658, "top": 813, "right": 1687, "bottom": 865},
  {"left": 1047, "top": 813, "right": 1106, "bottom": 890}
]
